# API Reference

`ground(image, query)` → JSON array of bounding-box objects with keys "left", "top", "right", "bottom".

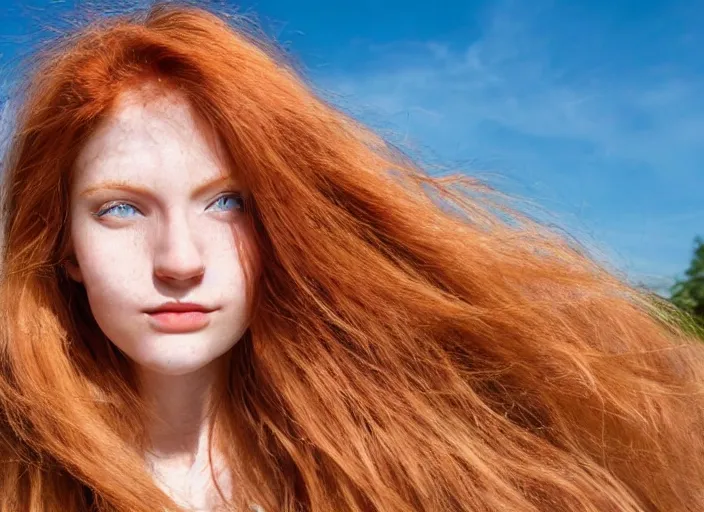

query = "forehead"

[{"left": 73, "top": 87, "right": 230, "bottom": 187}]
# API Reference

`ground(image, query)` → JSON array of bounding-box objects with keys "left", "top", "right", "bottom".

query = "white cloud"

[
  {"left": 322, "top": 27, "right": 702, "bottom": 179},
  {"left": 314, "top": 0, "right": 704, "bottom": 289}
]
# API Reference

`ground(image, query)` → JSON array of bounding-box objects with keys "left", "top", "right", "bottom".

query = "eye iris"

[
  {"left": 103, "top": 203, "right": 137, "bottom": 217},
  {"left": 214, "top": 195, "right": 242, "bottom": 211}
]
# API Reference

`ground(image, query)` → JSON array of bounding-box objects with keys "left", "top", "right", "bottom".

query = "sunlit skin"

[{"left": 66, "top": 86, "right": 256, "bottom": 509}]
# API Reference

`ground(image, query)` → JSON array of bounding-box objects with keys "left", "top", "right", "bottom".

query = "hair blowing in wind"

[{"left": 1, "top": 3, "right": 704, "bottom": 511}]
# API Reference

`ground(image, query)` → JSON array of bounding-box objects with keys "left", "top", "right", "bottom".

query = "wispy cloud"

[{"left": 316, "top": 0, "right": 704, "bottom": 291}]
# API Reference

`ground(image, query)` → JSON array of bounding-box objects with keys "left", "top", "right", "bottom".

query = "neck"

[
  {"left": 138, "top": 361, "right": 219, "bottom": 465},
  {"left": 137, "top": 360, "right": 234, "bottom": 509}
]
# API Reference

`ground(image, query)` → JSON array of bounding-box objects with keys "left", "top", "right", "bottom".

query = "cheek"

[
  {"left": 207, "top": 230, "right": 251, "bottom": 300},
  {"left": 72, "top": 224, "right": 150, "bottom": 304},
  {"left": 229, "top": 220, "right": 261, "bottom": 279},
  {"left": 208, "top": 219, "right": 252, "bottom": 263}
]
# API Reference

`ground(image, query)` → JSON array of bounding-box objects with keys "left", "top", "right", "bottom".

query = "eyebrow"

[{"left": 79, "top": 175, "right": 238, "bottom": 199}]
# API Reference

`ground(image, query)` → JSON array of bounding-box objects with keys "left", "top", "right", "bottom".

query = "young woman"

[{"left": 1, "top": 3, "right": 703, "bottom": 511}]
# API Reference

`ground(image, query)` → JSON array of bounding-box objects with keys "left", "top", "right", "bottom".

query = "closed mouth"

[
  {"left": 144, "top": 302, "right": 215, "bottom": 314},
  {"left": 143, "top": 303, "right": 217, "bottom": 334}
]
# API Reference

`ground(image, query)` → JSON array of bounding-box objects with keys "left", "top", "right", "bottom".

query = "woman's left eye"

[{"left": 208, "top": 193, "right": 244, "bottom": 213}]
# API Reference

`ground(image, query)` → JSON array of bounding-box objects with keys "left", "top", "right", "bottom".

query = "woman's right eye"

[{"left": 95, "top": 202, "right": 141, "bottom": 219}]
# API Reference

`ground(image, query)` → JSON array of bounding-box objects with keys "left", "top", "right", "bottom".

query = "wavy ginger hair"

[{"left": 1, "top": 3, "right": 704, "bottom": 511}]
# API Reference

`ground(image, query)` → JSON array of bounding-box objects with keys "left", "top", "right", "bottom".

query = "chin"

[
  {"left": 137, "top": 357, "right": 216, "bottom": 376},
  {"left": 114, "top": 333, "right": 238, "bottom": 376},
  {"left": 129, "top": 343, "right": 226, "bottom": 376}
]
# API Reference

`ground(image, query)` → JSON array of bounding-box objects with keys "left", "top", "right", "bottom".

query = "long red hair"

[{"left": 2, "top": 3, "right": 704, "bottom": 511}]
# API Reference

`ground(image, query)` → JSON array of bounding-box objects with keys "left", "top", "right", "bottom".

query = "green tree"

[{"left": 670, "top": 236, "right": 704, "bottom": 326}]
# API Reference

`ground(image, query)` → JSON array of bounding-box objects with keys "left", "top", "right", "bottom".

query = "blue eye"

[
  {"left": 96, "top": 203, "right": 141, "bottom": 218},
  {"left": 208, "top": 194, "right": 243, "bottom": 213}
]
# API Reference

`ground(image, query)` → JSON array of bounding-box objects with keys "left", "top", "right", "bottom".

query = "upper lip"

[{"left": 144, "top": 302, "right": 214, "bottom": 314}]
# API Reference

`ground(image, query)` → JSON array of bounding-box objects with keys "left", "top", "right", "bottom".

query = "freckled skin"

[
  {"left": 68, "top": 88, "right": 254, "bottom": 376},
  {"left": 67, "top": 87, "right": 257, "bottom": 508}
]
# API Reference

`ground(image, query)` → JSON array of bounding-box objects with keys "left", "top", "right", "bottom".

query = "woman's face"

[{"left": 67, "top": 87, "right": 257, "bottom": 376}]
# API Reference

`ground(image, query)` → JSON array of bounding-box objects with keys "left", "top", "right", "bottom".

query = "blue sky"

[{"left": 1, "top": 0, "right": 702, "bottom": 294}]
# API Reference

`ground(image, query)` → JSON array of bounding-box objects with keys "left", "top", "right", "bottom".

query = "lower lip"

[{"left": 146, "top": 311, "right": 212, "bottom": 333}]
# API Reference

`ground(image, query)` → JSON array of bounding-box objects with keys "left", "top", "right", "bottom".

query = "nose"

[{"left": 153, "top": 213, "right": 205, "bottom": 284}]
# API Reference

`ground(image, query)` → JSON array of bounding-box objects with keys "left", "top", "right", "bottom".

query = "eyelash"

[
  {"left": 93, "top": 192, "right": 245, "bottom": 218},
  {"left": 93, "top": 202, "right": 138, "bottom": 219}
]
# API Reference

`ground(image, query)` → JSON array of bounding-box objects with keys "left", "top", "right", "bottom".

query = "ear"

[{"left": 63, "top": 258, "right": 83, "bottom": 283}]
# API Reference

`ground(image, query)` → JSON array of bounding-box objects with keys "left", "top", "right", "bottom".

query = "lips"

[
  {"left": 144, "top": 302, "right": 213, "bottom": 314},
  {"left": 144, "top": 302, "right": 216, "bottom": 333}
]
